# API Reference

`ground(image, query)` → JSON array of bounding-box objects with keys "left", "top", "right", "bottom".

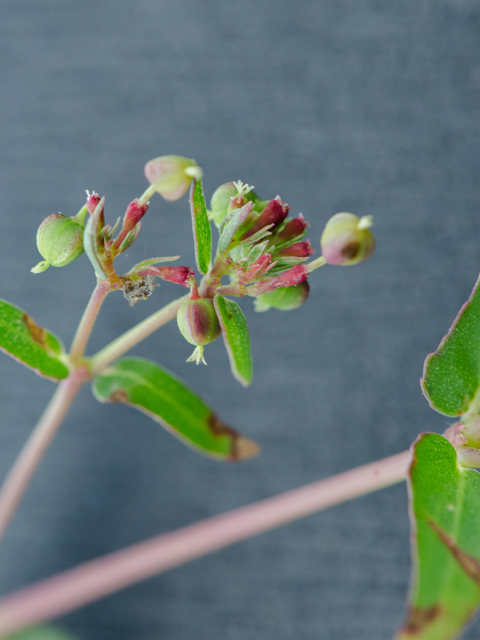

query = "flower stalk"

[{"left": 0, "top": 449, "right": 410, "bottom": 637}]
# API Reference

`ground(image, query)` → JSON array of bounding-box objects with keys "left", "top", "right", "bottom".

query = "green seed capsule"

[
  {"left": 144, "top": 155, "right": 201, "bottom": 201},
  {"left": 254, "top": 281, "right": 310, "bottom": 312},
  {"left": 31, "top": 214, "right": 85, "bottom": 273},
  {"left": 210, "top": 181, "right": 263, "bottom": 227},
  {"left": 177, "top": 298, "right": 221, "bottom": 346},
  {"left": 210, "top": 182, "right": 238, "bottom": 220},
  {"left": 320, "top": 213, "right": 375, "bottom": 266},
  {"left": 177, "top": 298, "right": 221, "bottom": 365}
]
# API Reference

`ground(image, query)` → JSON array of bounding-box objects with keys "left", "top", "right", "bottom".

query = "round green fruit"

[
  {"left": 35, "top": 213, "right": 84, "bottom": 269},
  {"left": 177, "top": 298, "right": 221, "bottom": 346},
  {"left": 255, "top": 281, "right": 310, "bottom": 312}
]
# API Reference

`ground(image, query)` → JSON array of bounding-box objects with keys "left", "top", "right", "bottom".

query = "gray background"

[{"left": 0, "top": 0, "right": 479, "bottom": 638}]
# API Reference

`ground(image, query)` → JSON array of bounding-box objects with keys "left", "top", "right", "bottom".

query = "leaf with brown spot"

[
  {"left": 92, "top": 357, "right": 259, "bottom": 461},
  {"left": 22, "top": 313, "right": 47, "bottom": 347},
  {"left": 0, "top": 299, "right": 68, "bottom": 380},
  {"left": 401, "top": 604, "right": 442, "bottom": 635},
  {"left": 428, "top": 520, "right": 480, "bottom": 588},
  {"left": 396, "top": 433, "right": 480, "bottom": 640}
]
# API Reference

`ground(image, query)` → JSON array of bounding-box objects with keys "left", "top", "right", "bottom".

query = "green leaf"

[
  {"left": 236, "top": 224, "right": 274, "bottom": 247},
  {"left": 216, "top": 202, "right": 253, "bottom": 255},
  {"left": 190, "top": 179, "right": 212, "bottom": 274},
  {"left": 0, "top": 299, "right": 69, "bottom": 381},
  {"left": 422, "top": 273, "right": 480, "bottom": 416},
  {"left": 5, "top": 624, "right": 79, "bottom": 640},
  {"left": 396, "top": 433, "right": 480, "bottom": 640},
  {"left": 246, "top": 240, "right": 269, "bottom": 266},
  {"left": 92, "top": 357, "right": 258, "bottom": 460},
  {"left": 214, "top": 295, "right": 253, "bottom": 387}
]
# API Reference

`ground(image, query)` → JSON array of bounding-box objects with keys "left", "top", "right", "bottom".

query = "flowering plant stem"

[
  {"left": 69, "top": 279, "right": 112, "bottom": 365},
  {"left": 0, "top": 371, "right": 86, "bottom": 542},
  {"left": 0, "top": 290, "right": 188, "bottom": 546},
  {"left": 89, "top": 293, "right": 188, "bottom": 375},
  {"left": 0, "top": 449, "right": 410, "bottom": 637}
]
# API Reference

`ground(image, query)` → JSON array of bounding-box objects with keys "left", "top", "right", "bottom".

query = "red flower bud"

[
  {"left": 245, "top": 253, "right": 273, "bottom": 282},
  {"left": 138, "top": 266, "right": 194, "bottom": 287},
  {"left": 113, "top": 199, "right": 149, "bottom": 251},
  {"left": 251, "top": 264, "right": 308, "bottom": 295},
  {"left": 276, "top": 240, "right": 314, "bottom": 258},
  {"left": 241, "top": 197, "right": 289, "bottom": 241},
  {"left": 86, "top": 191, "right": 101, "bottom": 215},
  {"left": 124, "top": 199, "right": 148, "bottom": 231},
  {"left": 275, "top": 215, "right": 308, "bottom": 243}
]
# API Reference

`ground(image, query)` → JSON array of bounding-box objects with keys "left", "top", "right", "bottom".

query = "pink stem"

[
  {"left": 0, "top": 450, "right": 410, "bottom": 636},
  {"left": 0, "top": 370, "right": 86, "bottom": 543},
  {"left": 69, "top": 279, "right": 111, "bottom": 365}
]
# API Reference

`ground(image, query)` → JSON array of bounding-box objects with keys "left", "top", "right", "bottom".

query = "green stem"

[
  {"left": 89, "top": 293, "right": 189, "bottom": 375},
  {"left": 0, "top": 369, "right": 87, "bottom": 543},
  {"left": 307, "top": 256, "right": 327, "bottom": 272},
  {"left": 138, "top": 185, "right": 157, "bottom": 205},
  {"left": 69, "top": 279, "right": 111, "bottom": 365}
]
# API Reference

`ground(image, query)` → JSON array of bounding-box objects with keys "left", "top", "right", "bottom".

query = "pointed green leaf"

[
  {"left": 92, "top": 357, "right": 258, "bottom": 460},
  {"left": 0, "top": 299, "right": 69, "bottom": 380},
  {"left": 127, "top": 256, "right": 180, "bottom": 271},
  {"left": 214, "top": 295, "right": 253, "bottom": 387},
  {"left": 396, "top": 433, "right": 480, "bottom": 640},
  {"left": 190, "top": 179, "right": 212, "bottom": 274},
  {"left": 216, "top": 202, "right": 253, "bottom": 255},
  {"left": 422, "top": 272, "right": 480, "bottom": 416},
  {"left": 5, "top": 625, "right": 80, "bottom": 640},
  {"left": 236, "top": 224, "right": 274, "bottom": 247},
  {"left": 246, "top": 240, "right": 270, "bottom": 266}
]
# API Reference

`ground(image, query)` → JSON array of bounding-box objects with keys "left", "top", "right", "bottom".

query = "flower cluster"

[{"left": 30, "top": 155, "right": 376, "bottom": 367}]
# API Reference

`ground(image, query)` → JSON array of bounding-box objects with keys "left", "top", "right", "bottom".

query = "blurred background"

[{"left": 0, "top": 0, "right": 479, "bottom": 638}]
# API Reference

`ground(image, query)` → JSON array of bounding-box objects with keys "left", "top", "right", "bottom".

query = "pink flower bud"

[
  {"left": 276, "top": 240, "right": 314, "bottom": 258},
  {"left": 275, "top": 215, "right": 308, "bottom": 243},
  {"left": 112, "top": 200, "right": 149, "bottom": 252},
  {"left": 144, "top": 155, "right": 201, "bottom": 201},
  {"left": 124, "top": 199, "right": 148, "bottom": 231},
  {"left": 245, "top": 253, "right": 273, "bottom": 281},
  {"left": 138, "top": 266, "right": 194, "bottom": 287},
  {"left": 241, "top": 197, "right": 289, "bottom": 241},
  {"left": 86, "top": 191, "right": 101, "bottom": 215},
  {"left": 251, "top": 264, "right": 308, "bottom": 295}
]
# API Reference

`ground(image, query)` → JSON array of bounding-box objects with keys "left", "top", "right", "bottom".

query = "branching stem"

[
  {"left": 89, "top": 293, "right": 188, "bottom": 375},
  {"left": 0, "top": 286, "right": 186, "bottom": 545},
  {"left": 0, "top": 449, "right": 410, "bottom": 636}
]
